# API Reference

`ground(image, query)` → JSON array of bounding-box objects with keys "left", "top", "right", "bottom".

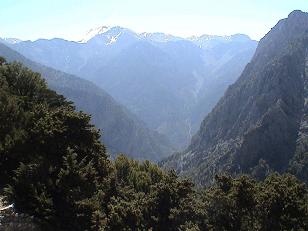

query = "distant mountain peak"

[
  {"left": 227, "top": 34, "right": 253, "bottom": 41},
  {"left": 79, "top": 26, "right": 140, "bottom": 45},
  {"left": 79, "top": 25, "right": 110, "bottom": 43},
  {"left": 140, "top": 32, "right": 182, "bottom": 42},
  {"left": 288, "top": 9, "right": 306, "bottom": 18},
  {"left": 189, "top": 33, "right": 251, "bottom": 42},
  {"left": 0, "top": 37, "right": 22, "bottom": 44},
  {"left": 188, "top": 34, "right": 220, "bottom": 41},
  {"left": 188, "top": 33, "right": 253, "bottom": 49}
]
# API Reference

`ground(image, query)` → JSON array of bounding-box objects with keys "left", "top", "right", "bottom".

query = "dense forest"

[{"left": 0, "top": 58, "right": 307, "bottom": 230}]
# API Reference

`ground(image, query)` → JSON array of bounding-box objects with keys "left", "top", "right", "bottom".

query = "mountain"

[
  {"left": 90, "top": 39, "right": 206, "bottom": 148},
  {"left": 8, "top": 27, "right": 257, "bottom": 149},
  {"left": 189, "top": 34, "right": 253, "bottom": 49},
  {"left": 79, "top": 25, "right": 110, "bottom": 43},
  {"left": 0, "top": 42, "right": 173, "bottom": 161},
  {"left": 9, "top": 27, "right": 141, "bottom": 80},
  {"left": 140, "top": 32, "right": 183, "bottom": 42},
  {"left": 0, "top": 37, "right": 22, "bottom": 44},
  {"left": 162, "top": 10, "right": 308, "bottom": 185}
]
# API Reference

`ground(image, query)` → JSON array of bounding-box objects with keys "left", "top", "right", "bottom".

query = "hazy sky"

[{"left": 1, "top": 0, "right": 307, "bottom": 41}]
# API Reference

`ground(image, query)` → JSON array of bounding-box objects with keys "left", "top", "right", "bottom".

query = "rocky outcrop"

[{"left": 0, "top": 198, "right": 39, "bottom": 231}]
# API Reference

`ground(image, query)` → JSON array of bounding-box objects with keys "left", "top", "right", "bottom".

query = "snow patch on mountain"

[
  {"left": 0, "top": 38, "right": 22, "bottom": 44},
  {"left": 79, "top": 26, "right": 110, "bottom": 43},
  {"left": 140, "top": 32, "right": 182, "bottom": 42},
  {"left": 189, "top": 34, "right": 253, "bottom": 49},
  {"left": 106, "top": 32, "right": 122, "bottom": 45}
]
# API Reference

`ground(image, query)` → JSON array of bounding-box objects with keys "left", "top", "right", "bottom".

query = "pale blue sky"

[{"left": 0, "top": 0, "right": 307, "bottom": 41}]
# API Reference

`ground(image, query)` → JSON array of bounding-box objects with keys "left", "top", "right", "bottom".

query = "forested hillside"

[{"left": 0, "top": 42, "right": 173, "bottom": 161}]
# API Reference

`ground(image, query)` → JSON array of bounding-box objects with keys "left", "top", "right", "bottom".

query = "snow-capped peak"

[
  {"left": 79, "top": 26, "right": 110, "bottom": 43},
  {"left": 189, "top": 34, "right": 251, "bottom": 42},
  {"left": 0, "top": 37, "right": 22, "bottom": 44},
  {"left": 140, "top": 32, "right": 182, "bottom": 42},
  {"left": 188, "top": 34, "right": 221, "bottom": 41}
]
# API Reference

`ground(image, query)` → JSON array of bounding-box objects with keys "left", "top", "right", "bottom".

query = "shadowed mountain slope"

[{"left": 162, "top": 10, "right": 308, "bottom": 185}]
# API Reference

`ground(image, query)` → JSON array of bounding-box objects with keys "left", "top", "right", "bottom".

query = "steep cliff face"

[
  {"left": 163, "top": 10, "right": 308, "bottom": 185},
  {"left": 289, "top": 47, "right": 308, "bottom": 182}
]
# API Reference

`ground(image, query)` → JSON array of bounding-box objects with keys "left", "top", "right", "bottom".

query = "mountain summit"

[
  {"left": 79, "top": 25, "right": 110, "bottom": 43},
  {"left": 162, "top": 10, "right": 308, "bottom": 185},
  {"left": 79, "top": 26, "right": 140, "bottom": 45},
  {"left": 0, "top": 37, "right": 22, "bottom": 44}
]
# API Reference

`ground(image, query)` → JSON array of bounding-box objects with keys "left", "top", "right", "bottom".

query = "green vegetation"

[{"left": 0, "top": 59, "right": 307, "bottom": 230}]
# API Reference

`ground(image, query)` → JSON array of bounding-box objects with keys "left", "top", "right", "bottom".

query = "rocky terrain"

[{"left": 162, "top": 10, "right": 308, "bottom": 185}]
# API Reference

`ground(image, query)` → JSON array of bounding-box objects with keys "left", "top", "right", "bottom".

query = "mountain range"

[{"left": 6, "top": 28, "right": 257, "bottom": 149}]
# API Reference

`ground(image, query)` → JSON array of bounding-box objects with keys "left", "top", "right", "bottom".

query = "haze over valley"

[{"left": 3, "top": 27, "right": 257, "bottom": 152}]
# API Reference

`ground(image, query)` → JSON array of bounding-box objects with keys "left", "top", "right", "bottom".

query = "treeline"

[{"left": 0, "top": 59, "right": 307, "bottom": 230}]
